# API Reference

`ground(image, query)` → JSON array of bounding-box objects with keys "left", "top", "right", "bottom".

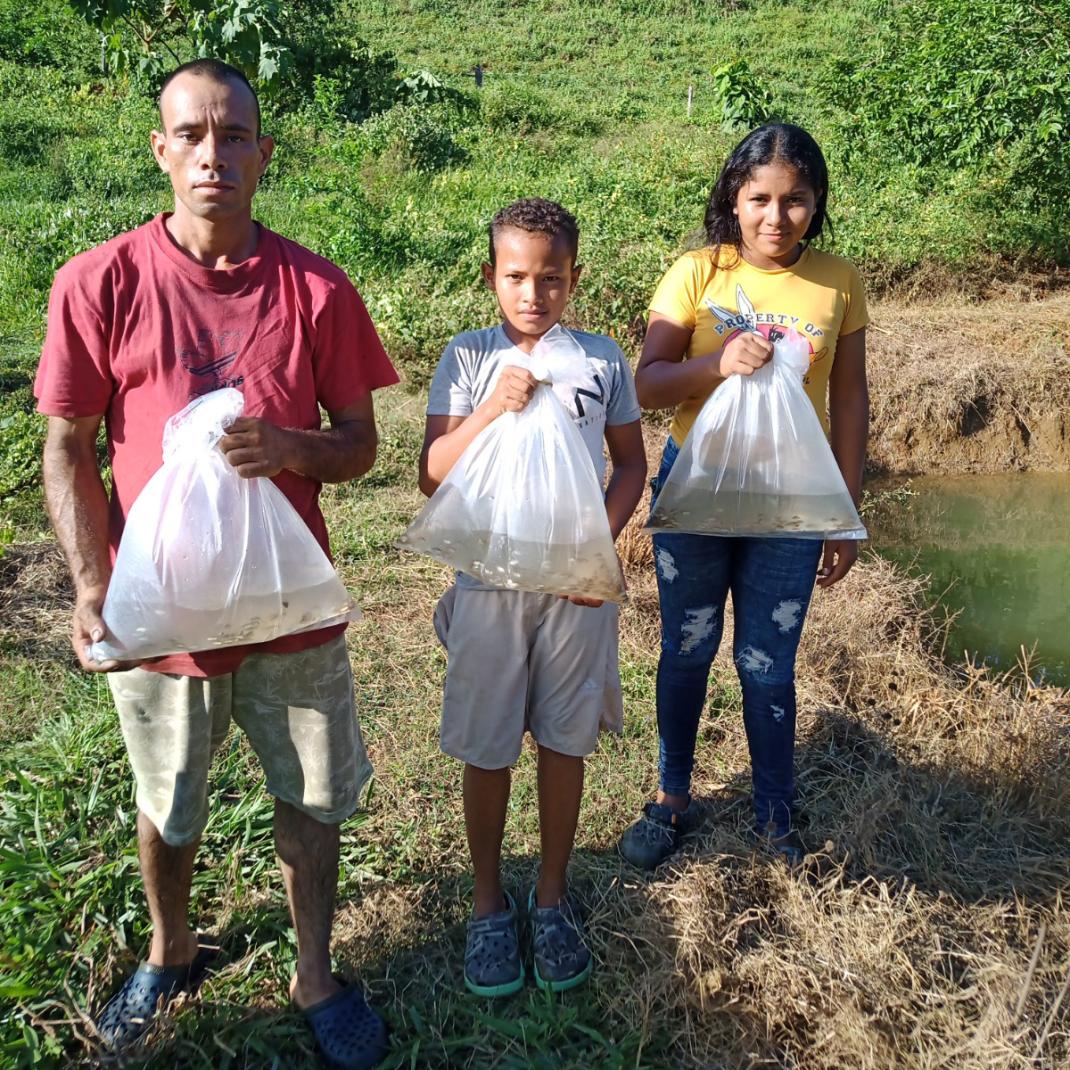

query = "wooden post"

[{"left": 687, "top": 84, "right": 693, "bottom": 118}]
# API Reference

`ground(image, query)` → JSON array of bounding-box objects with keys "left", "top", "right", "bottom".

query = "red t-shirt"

[{"left": 35, "top": 213, "right": 399, "bottom": 677}]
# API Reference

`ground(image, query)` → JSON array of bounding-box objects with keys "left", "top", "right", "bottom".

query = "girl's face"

[{"left": 734, "top": 162, "right": 819, "bottom": 269}]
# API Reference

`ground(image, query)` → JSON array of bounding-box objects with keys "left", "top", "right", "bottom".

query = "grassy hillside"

[
  {"left": 2, "top": 0, "right": 1068, "bottom": 385},
  {"left": 3, "top": 0, "right": 1069, "bottom": 517}
]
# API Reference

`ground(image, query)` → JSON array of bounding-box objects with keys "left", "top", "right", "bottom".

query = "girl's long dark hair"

[{"left": 703, "top": 123, "right": 830, "bottom": 260}]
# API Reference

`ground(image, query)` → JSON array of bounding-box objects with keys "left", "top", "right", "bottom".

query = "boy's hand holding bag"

[
  {"left": 646, "top": 327, "right": 867, "bottom": 539},
  {"left": 88, "top": 387, "right": 360, "bottom": 664},
  {"left": 398, "top": 325, "right": 626, "bottom": 603}
]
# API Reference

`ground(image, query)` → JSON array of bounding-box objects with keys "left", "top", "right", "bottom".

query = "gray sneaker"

[
  {"left": 528, "top": 888, "right": 592, "bottom": 993},
  {"left": 464, "top": 891, "right": 524, "bottom": 997},
  {"left": 756, "top": 823, "right": 806, "bottom": 868},
  {"left": 618, "top": 801, "right": 694, "bottom": 870}
]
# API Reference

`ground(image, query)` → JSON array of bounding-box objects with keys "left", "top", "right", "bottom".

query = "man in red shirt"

[{"left": 36, "top": 59, "right": 397, "bottom": 1068}]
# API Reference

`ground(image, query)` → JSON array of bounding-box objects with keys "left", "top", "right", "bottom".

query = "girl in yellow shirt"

[{"left": 618, "top": 123, "right": 869, "bottom": 869}]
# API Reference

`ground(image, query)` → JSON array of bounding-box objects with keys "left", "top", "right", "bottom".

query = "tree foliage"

[
  {"left": 64, "top": 0, "right": 402, "bottom": 121},
  {"left": 826, "top": 0, "right": 1070, "bottom": 176},
  {"left": 67, "top": 0, "right": 286, "bottom": 84}
]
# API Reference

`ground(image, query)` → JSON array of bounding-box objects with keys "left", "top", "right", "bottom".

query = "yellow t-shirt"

[{"left": 649, "top": 246, "right": 868, "bottom": 441}]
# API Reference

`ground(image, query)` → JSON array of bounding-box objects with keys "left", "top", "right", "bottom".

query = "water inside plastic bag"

[
  {"left": 646, "top": 329, "right": 866, "bottom": 540},
  {"left": 398, "top": 326, "right": 626, "bottom": 601},
  {"left": 89, "top": 388, "right": 359, "bottom": 662}
]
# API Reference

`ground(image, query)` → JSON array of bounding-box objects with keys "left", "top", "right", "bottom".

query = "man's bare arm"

[
  {"left": 218, "top": 392, "right": 379, "bottom": 483},
  {"left": 43, "top": 414, "right": 124, "bottom": 671}
]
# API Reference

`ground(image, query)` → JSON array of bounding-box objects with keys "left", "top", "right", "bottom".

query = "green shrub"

[
  {"left": 481, "top": 81, "right": 596, "bottom": 137},
  {"left": 827, "top": 0, "right": 1069, "bottom": 172},
  {"left": 0, "top": 0, "right": 96, "bottom": 73},
  {"left": 710, "top": 58, "right": 773, "bottom": 132},
  {"left": 361, "top": 102, "right": 469, "bottom": 173},
  {"left": 824, "top": 0, "right": 1070, "bottom": 261},
  {"left": 268, "top": 5, "right": 398, "bottom": 122}
]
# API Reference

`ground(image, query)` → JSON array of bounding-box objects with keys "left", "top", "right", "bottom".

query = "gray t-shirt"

[{"left": 426, "top": 324, "right": 641, "bottom": 485}]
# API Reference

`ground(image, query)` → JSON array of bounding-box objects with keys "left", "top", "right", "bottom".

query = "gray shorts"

[
  {"left": 433, "top": 584, "right": 624, "bottom": 769},
  {"left": 108, "top": 635, "right": 373, "bottom": 846}
]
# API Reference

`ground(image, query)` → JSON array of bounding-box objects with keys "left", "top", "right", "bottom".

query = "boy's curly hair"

[{"left": 488, "top": 198, "right": 579, "bottom": 265}]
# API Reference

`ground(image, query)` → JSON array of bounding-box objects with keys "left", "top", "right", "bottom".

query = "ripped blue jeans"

[{"left": 651, "top": 437, "right": 822, "bottom": 835}]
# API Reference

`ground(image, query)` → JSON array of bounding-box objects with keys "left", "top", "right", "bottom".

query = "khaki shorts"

[
  {"left": 109, "top": 635, "right": 372, "bottom": 846},
  {"left": 433, "top": 584, "right": 624, "bottom": 769}
]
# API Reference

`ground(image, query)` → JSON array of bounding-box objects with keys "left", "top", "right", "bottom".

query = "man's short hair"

[
  {"left": 488, "top": 198, "right": 580, "bottom": 265},
  {"left": 158, "top": 59, "right": 261, "bottom": 136}
]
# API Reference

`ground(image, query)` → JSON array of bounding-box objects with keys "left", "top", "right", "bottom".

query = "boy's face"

[{"left": 482, "top": 227, "right": 580, "bottom": 350}]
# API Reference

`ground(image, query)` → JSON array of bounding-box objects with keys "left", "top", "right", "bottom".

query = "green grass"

[{"left": 3, "top": 387, "right": 1069, "bottom": 1067}]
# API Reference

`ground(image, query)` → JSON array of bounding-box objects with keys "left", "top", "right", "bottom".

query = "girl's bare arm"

[
  {"left": 828, "top": 327, "right": 869, "bottom": 506},
  {"left": 635, "top": 312, "right": 772, "bottom": 410},
  {"left": 819, "top": 326, "right": 869, "bottom": 588}
]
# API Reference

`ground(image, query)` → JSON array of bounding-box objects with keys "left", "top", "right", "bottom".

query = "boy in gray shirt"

[{"left": 419, "top": 198, "right": 646, "bottom": 995}]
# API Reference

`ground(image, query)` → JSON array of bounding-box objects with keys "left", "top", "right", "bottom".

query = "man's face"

[
  {"left": 151, "top": 73, "right": 273, "bottom": 222},
  {"left": 482, "top": 227, "right": 580, "bottom": 349}
]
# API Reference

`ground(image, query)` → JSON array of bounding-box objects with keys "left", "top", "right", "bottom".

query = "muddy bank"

[{"left": 866, "top": 293, "right": 1070, "bottom": 475}]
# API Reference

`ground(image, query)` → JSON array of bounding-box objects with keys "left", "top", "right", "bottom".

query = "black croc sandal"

[
  {"left": 94, "top": 945, "right": 215, "bottom": 1050},
  {"left": 301, "top": 984, "right": 389, "bottom": 1070},
  {"left": 464, "top": 891, "right": 524, "bottom": 998}
]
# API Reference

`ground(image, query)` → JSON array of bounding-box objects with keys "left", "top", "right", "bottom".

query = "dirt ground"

[{"left": 865, "top": 291, "right": 1070, "bottom": 475}]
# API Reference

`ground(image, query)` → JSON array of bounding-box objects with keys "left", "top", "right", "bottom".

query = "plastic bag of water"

[
  {"left": 88, "top": 387, "right": 360, "bottom": 663},
  {"left": 398, "top": 325, "right": 626, "bottom": 602},
  {"left": 645, "top": 328, "right": 867, "bottom": 539}
]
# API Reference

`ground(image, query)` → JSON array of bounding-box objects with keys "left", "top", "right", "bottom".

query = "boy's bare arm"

[
  {"left": 603, "top": 420, "right": 647, "bottom": 539},
  {"left": 419, "top": 366, "right": 538, "bottom": 496},
  {"left": 43, "top": 414, "right": 127, "bottom": 671},
  {"left": 218, "top": 393, "right": 379, "bottom": 484}
]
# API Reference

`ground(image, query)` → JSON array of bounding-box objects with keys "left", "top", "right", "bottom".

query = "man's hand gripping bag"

[
  {"left": 398, "top": 325, "right": 626, "bottom": 602},
  {"left": 646, "top": 328, "right": 867, "bottom": 539},
  {"left": 89, "top": 388, "right": 359, "bottom": 663}
]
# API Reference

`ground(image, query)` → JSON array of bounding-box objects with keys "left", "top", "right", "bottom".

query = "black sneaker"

[
  {"left": 528, "top": 888, "right": 592, "bottom": 992},
  {"left": 617, "top": 801, "right": 695, "bottom": 870}
]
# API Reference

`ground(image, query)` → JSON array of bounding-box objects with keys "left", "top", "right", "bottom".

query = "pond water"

[{"left": 864, "top": 473, "right": 1070, "bottom": 687}]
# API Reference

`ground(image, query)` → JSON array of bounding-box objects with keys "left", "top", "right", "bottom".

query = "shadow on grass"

[
  {"left": 17, "top": 696, "right": 1070, "bottom": 1068},
  {"left": 0, "top": 542, "right": 75, "bottom": 665},
  {"left": 788, "top": 709, "right": 1070, "bottom": 905}
]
